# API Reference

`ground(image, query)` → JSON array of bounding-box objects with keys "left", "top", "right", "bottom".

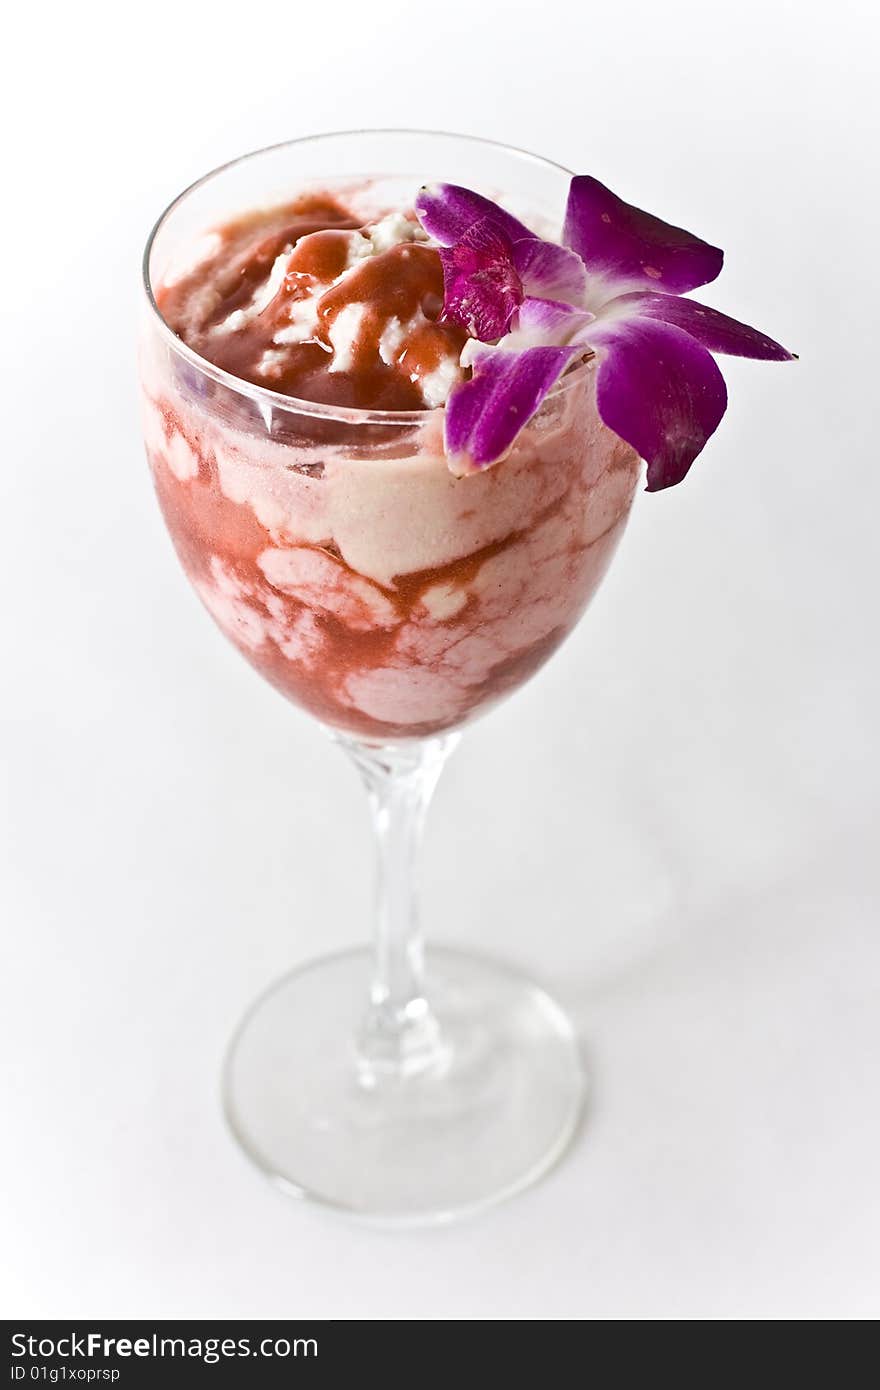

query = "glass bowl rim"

[{"left": 141, "top": 128, "right": 590, "bottom": 427}]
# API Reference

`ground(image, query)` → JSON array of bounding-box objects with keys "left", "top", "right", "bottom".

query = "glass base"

[{"left": 223, "top": 947, "right": 586, "bottom": 1225}]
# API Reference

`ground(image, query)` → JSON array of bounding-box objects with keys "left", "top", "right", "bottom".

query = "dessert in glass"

[{"left": 140, "top": 131, "right": 792, "bottom": 1222}]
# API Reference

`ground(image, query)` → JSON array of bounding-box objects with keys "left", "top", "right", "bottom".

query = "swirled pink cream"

[{"left": 143, "top": 186, "right": 640, "bottom": 739}]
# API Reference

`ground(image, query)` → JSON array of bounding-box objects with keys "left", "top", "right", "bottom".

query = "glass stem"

[{"left": 337, "top": 733, "right": 460, "bottom": 1081}]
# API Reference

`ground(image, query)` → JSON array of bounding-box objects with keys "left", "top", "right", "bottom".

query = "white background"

[{"left": 2, "top": 0, "right": 878, "bottom": 1320}]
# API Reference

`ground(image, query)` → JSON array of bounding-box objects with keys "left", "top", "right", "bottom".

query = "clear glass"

[{"left": 140, "top": 131, "right": 640, "bottom": 1222}]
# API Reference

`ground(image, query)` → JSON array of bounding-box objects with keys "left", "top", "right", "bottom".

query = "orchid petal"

[
  {"left": 611, "top": 291, "right": 794, "bottom": 360},
  {"left": 437, "top": 218, "right": 523, "bottom": 341},
  {"left": 512, "top": 238, "right": 588, "bottom": 305},
  {"left": 415, "top": 182, "right": 533, "bottom": 248},
  {"left": 513, "top": 296, "right": 594, "bottom": 346},
  {"left": 564, "top": 176, "right": 724, "bottom": 296},
  {"left": 587, "top": 316, "right": 727, "bottom": 491},
  {"left": 445, "top": 343, "right": 580, "bottom": 475}
]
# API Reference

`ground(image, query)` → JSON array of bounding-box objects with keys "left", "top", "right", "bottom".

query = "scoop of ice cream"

[{"left": 160, "top": 203, "right": 467, "bottom": 411}]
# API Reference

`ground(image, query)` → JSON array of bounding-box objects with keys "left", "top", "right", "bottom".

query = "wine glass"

[{"left": 140, "top": 131, "right": 640, "bottom": 1223}]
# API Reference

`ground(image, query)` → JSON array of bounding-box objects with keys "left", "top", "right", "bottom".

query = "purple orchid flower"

[{"left": 415, "top": 178, "right": 794, "bottom": 489}]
